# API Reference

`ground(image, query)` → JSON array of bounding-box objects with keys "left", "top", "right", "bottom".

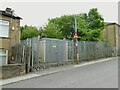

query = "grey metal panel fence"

[
  {"left": 16, "top": 37, "right": 115, "bottom": 71},
  {"left": 77, "top": 41, "right": 113, "bottom": 62},
  {"left": 31, "top": 37, "right": 39, "bottom": 68},
  {"left": 21, "top": 37, "right": 40, "bottom": 70}
]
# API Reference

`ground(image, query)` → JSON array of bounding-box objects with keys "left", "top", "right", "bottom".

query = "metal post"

[{"left": 74, "top": 18, "right": 79, "bottom": 64}]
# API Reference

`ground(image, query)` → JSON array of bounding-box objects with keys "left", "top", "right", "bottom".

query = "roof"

[
  {"left": 0, "top": 10, "right": 22, "bottom": 19},
  {"left": 105, "top": 22, "right": 120, "bottom": 27}
]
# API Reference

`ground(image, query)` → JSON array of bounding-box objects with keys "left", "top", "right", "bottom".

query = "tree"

[
  {"left": 42, "top": 8, "right": 106, "bottom": 41},
  {"left": 87, "top": 8, "right": 105, "bottom": 30},
  {"left": 48, "top": 15, "right": 75, "bottom": 39},
  {"left": 77, "top": 8, "right": 105, "bottom": 41},
  {"left": 85, "top": 8, "right": 105, "bottom": 41},
  {"left": 43, "top": 22, "right": 62, "bottom": 39},
  {"left": 20, "top": 25, "right": 39, "bottom": 40},
  {"left": 20, "top": 8, "right": 105, "bottom": 41}
]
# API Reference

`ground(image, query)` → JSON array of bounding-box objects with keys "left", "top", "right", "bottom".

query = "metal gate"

[
  {"left": 67, "top": 40, "right": 75, "bottom": 63},
  {"left": 39, "top": 38, "right": 67, "bottom": 65}
]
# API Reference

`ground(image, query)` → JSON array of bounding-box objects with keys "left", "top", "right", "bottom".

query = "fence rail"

[{"left": 12, "top": 37, "right": 115, "bottom": 72}]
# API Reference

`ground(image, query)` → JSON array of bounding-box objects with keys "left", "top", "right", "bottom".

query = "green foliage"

[
  {"left": 47, "top": 15, "right": 75, "bottom": 39},
  {"left": 87, "top": 8, "right": 105, "bottom": 30},
  {"left": 43, "top": 8, "right": 105, "bottom": 41},
  {"left": 44, "top": 23, "right": 63, "bottom": 39},
  {"left": 20, "top": 8, "right": 105, "bottom": 41},
  {"left": 20, "top": 25, "right": 39, "bottom": 40}
]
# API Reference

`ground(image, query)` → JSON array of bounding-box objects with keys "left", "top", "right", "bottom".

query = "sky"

[{"left": 1, "top": 1, "right": 119, "bottom": 27}]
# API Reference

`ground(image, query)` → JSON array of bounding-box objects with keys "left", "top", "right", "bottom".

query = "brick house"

[
  {"left": 101, "top": 22, "right": 120, "bottom": 56},
  {"left": 0, "top": 8, "right": 22, "bottom": 65}
]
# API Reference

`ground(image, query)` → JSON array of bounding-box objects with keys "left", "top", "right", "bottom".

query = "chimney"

[{"left": 5, "top": 7, "right": 14, "bottom": 15}]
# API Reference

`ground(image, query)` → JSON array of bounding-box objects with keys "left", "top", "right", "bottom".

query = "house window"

[
  {"left": 0, "top": 20, "right": 9, "bottom": 37},
  {"left": 0, "top": 48, "right": 8, "bottom": 65}
]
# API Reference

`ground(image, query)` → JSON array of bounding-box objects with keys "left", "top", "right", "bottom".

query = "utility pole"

[{"left": 74, "top": 18, "right": 79, "bottom": 64}]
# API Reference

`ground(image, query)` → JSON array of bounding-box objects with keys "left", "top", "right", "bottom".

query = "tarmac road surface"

[{"left": 2, "top": 58, "right": 118, "bottom": 88}]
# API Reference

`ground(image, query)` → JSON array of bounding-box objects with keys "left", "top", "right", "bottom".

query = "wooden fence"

[{"left": 12, "top": 44, "right": 31, "bottom": 73}]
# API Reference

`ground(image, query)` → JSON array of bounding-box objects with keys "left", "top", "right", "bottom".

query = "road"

[{"left": 2, "top": 58, "right": 118, "bottom": 88}]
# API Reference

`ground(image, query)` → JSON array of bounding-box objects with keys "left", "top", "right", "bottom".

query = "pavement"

[{"left": 1, "top": 57, "right": 118, "bottom": 88}]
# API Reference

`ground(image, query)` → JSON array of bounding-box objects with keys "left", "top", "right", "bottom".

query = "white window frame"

[
  {"left": 0, "top": 19, "right": 9, "bottom": 37},
  {"left": 0, "top": 49, "right": 8, "bottom": 65}
]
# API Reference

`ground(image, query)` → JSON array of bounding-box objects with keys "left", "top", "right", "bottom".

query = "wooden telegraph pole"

[{"left": 74, "top": 18, "right": 79, "bottom": 64}]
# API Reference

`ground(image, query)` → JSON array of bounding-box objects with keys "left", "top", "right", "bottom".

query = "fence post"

[
  {"left": 66, "top": 42, "right": 68, "bottom": 64},
  {"left": 43, "top": 40, "right": 46, "bottom": 63}
]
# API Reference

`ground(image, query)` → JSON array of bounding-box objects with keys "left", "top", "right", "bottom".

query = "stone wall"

[
  {"left": 1, "top": 15, "right": 21, "bottom": 63},
  {"left": 0, "top": 64, "right": 26, "bottom": 79}
]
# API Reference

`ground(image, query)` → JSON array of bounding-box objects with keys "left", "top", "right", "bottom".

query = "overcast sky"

[{"left": 1, "top": 1, "right": 118, "bottom": 27}]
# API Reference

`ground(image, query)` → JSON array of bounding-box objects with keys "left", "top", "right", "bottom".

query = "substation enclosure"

[{"left": 39, "top": 38, "right": 67, "bottom": 64}]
